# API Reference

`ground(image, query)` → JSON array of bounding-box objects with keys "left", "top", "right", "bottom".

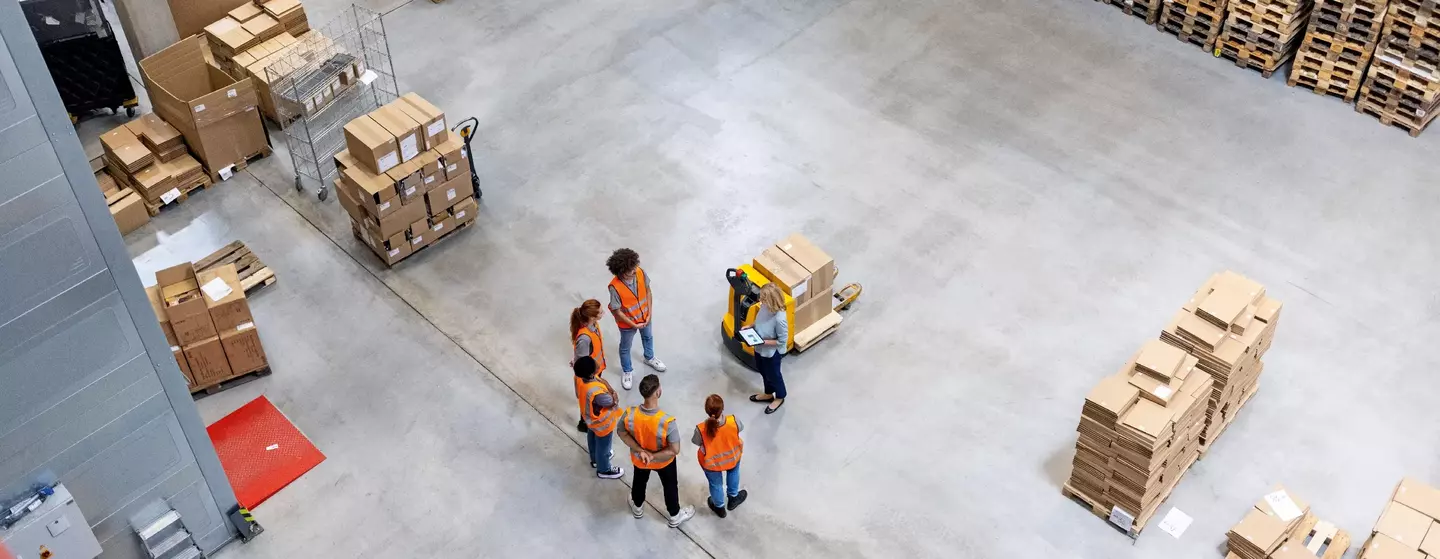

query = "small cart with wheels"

[{"left": 21, "top": 0, "right": 138, "bottom": 122}]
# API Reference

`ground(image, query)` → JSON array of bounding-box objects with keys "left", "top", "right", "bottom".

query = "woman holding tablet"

[{"left": 748, "top": 284, "right": 788, "bottom": 414}]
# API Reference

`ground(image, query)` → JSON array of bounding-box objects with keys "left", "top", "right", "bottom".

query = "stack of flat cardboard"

[
  {"left": 339, "top": 94, "right": 474, "bottom": 266},
  {"left": 262, "top": 0, "right": 309, "bottom": 35},
  {"left": 1158, "top": 271, "right": 1282, "bottom": 452},
  {"left": 141, "top": 37, "right": 268, "bottom": 181},
  {"left": 1214, "top": 0, "right": 1315, "bottom": 76},
  {"left": 204, "top": 16, "right": 260, "bottom": 76},
  {"left": 1356, "top": 0, "right": 1440, "bottom": 136},
  {"left": 1356, "top": 478, "right": 1440, "bottom": 559},
  {"left": 89, "top": 156, "right": 149, "bottom": 236},
  {"left": 149, "top": 262, "right": 269, "bottom": 392},
  {"left": 129, "top": 113, "right": 187, "bottom": 162},
  {"left": 1226, "top": 485, "right": 1349, "bottom": 559},
  {"left": 1064, "top": 343, "right": 1215, "bottom": 534},
  {"left": 100, "top": 119, "right": 211, "bottom": 212},
  {"left": 751, "top": 233, "right": 839, "bottom": 341}
]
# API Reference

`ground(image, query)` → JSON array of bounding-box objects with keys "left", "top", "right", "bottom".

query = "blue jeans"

[
  {"left": 757, "top": 353, "right": 786, "bottom": 399},
  {"left": 587, "top": 430, "right": 614, "bottom": 472},
  {"left": 618, "top": 322, "right": 654, "bottom": 373},
  {"left": 704, "top": 466, "right": 741, "bottom": 507}
]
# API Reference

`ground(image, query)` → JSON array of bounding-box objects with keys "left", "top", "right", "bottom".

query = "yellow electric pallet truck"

[{"left": 722, "top": 265, "right": 861, "bottom": 370}]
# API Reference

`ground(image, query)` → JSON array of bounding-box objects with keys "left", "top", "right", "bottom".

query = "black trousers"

[
  {"left": 632, "top": 461, "right": 680, "bottom": 517},
  {"left": 757, "top": 352, "right": 787, "bottom": 399}
]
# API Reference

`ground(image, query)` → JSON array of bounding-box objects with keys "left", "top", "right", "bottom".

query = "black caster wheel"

[
  {"left": 294, "top": 176, "right": 303, "bottom": 192},
  {"left": 126, "top": 106, "right": 138, "bottom": 118},
  {"left": 318, "top": 188, "right": 328, "bottom": 201}
]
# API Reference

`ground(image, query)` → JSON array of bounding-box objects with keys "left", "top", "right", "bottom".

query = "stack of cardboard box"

[
  {"left": 1355, "top": 478, "right": 1440, "bottom": 559},
  {"left": 98, "top": 115, "right": 210, "bottom": 213},
  {"left": 338, "top": 93, "right": 475, "bottom": 266},
  {"left": 205, "top": 0, "right": 307, "bottom": 74},
  {"left": 260, "top": 0, "right": 309, "bottom": 36},
  {"left": 148, "top": 262, "right": 269, "bottom": 392},
  {"left": 1356, "top": 0, "right": 1440, "bottom": 136},
  {"left": 750, "top": 233, "right": 840, "bottom": 338},
  {"left": 1157, "top": 271, "right": 1282, "bottom": 452},
  {"left": 89, "top": 156, "right": 150, "bottom": 235},
  {"left": 141, "top": 36, "right": 269, "bottom": 181},
  {"left": 1065, "top": 342, "right": 1214, "bottom": 534},
  {"left": 1226, "top": 486, "right": 1348, "bottom": 559}
]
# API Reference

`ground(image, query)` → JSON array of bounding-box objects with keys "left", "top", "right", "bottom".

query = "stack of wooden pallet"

[
  {"left": 1158, "top": 271, "right": 1282, "bottom": 453},
  {"left": 1288, "top": 0, "right": 1389, "bottom": 101},
  {"left": 1356, "top": 0, "right": 1440, "bottom": 136},
  {"left": 1159, "top": 0, "right": 1232, "bottom": 48},
  {"left": 1102, "top": 0, "right": 1165, "bottom": 23},
  {"left": 1215, "top": 0, "right": 1316, "bottom": 76},
  {"left": 1063, "top": 342, "right": 1214, "bottom": 536}
]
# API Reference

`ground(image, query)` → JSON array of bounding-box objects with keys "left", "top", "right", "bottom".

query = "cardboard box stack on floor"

[
  {"left": 1064, "top": 342, "right": 1214, "bottom": 534},
  {"left": 752, "top": 233, "right": 840, "bottom": 337},
  {"left": 141, "top": 36, "right": 269, "bottom": 181},
  {"left": 338, "top": 93, "right": 475, "bottom": 266},
  {"left": 233, "top": 31, "right": 355, "bottom": 122},
  {"left": 1287, "top": 0, "right": 1389, "bottom": 102},
  {"left": 1158, "top": 0, "right": 1231, "bottom": 49},
  {"left": 1227, "top": 486, "right": 1349, "bottom": 559},
  {"left": 89, "top": 155, "right": 150, "bottom": 235},
  {"left": 1214, "top": 0, "right": 1315, "bottom": 76},
  {"left": 98, "top": 114, "right": 211, "bottom": 213},
  {"left": 205, "top": 0, "right": 309, "bottom": 76},
  {"left": 1356, "top": 0, "right": 1440, "bottom": 136},
  {"left": 1356, "top": 478, "right": 1440, "bottom": 559},
  {"left": 1158, "top": 271, "right": 1282, "bottom": 452},
  {"left": 148, "top": 262, "right": 269, "bottom": 392}
]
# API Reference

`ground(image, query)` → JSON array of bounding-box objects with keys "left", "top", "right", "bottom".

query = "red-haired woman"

[
  {"left": 693, "top": 394, "right": 748, "bottom": 517},
  {"left": 572, "top": 300, "right": 607, "bottom": 433}
]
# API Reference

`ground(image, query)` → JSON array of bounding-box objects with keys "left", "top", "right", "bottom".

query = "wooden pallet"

[
  {"left": 195, "top": 241, "right": 277, "bottom": 295},
  {"left": 209, "top": 146, "right": 274, "bottom": 182},
  {"left": 354, "top": 218, "right": 476, "bottom": 267},
  {"left": 1215, "top": 38, "right": 1303, "bottom": 76},
  {"left": 1158, "top": 1, "right": 1229, "bottom": 48},
  {"left": 1357, "top": 99, "right": 1436, "bottom": 135},
  {"left": 1107, "top": 0, "right": 1165, "bottom": 23},
  {"left": 191, "top": 366, "right": 272, "bottom": 398},
  {"left": 142, "top": 174, "right": 215, "bottom": 216}
]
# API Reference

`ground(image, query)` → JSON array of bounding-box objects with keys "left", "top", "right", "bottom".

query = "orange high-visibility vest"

[
  {"left": 696, "top": 416, "right": 744, "bottom": 471},
  {"left": 625, "top": 407, "right": 675, "bottom": 469},
  {"left": 573, "top": 326, "right": 606, "bottom": 413},
  {"left": 610, "top": 268, "right": 652, "bottom": 327},
  {"left": 578, "top": 380, "right": 621, "bottom": 437}
]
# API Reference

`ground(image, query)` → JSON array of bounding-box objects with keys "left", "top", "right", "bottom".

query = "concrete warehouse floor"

[{"left": 75, "top": 0, "right": 1440, "bottom": 556}]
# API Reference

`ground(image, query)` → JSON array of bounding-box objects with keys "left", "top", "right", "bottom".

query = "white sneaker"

[
  {"left": 622, "top": 371, "right": 634, "bottom": 390},
  {"left": 645, "top": 357, "right": 667, "bottom": 372},
  {"left": 667, "top": 506, "right": 695, "bottom": 528},
  {"left": 629, "top": 498, "right": 644, "bottom": 519}
]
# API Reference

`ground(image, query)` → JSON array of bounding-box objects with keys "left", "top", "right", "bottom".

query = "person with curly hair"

[{"left": 607, "top": 248, "right": 665, "bottom": 390}]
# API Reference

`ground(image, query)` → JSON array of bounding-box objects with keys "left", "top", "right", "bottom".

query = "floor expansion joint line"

[{"left": 245, "top": 170, "right": 718, "bottom": 558}]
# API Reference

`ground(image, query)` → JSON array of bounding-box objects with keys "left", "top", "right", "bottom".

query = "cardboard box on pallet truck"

[
  {"left": 140, "top": 36, "right": 267, "bottom": 182},
  {"left": 343, "top": 114, "right": 399, "bottom": 174}
]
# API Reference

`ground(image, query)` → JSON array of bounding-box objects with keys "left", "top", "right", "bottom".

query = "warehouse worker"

[
  {"left": 575, "top": 357, "right": 624, "bottom": 479},
  {"left": 618, "top": 374, "right": 694, "bottom": 528},
  {"left": 694, "top": 394, "right": 748, "bottom": 518},
  {"left": 571, "top": 299, "right": 607, "bottom": 432},
  {"left": 749, "top": 284, "right": 788, "bottom": 414},
  {"left": 607, "top": 248, "right": 665, "bottom": 390}
]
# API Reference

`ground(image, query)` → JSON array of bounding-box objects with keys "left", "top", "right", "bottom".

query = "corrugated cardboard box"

[
  {"left": 370, "top": 105, "right": 422, "bottom": 162},
  {"left": 396, "top": 93, "right": 447, "bottom": 150},
  {"left": 360, "top": 194, "right": 425, "bottom": 239},
  {"left": 197, "top": 264, "right": 252, "bottom": 331},
  {"left": 335, "top": 177, "right": 364, "bottom": 221},
  {"left": 776, "top": 233, "right": 835, "bottom": 296},
  {"left": 415, "top": 150, "right": 442, "bottom": 188},
  {"left": 376, "top": 231, "right": 412, "bottom": 265},
  {"left": 342, "top": 165, "right": 398, "bottom": 219},
  {"left": 157, "top": 263, "right": 218, "bottom": 345},
  {"left": 793, "top": 289, "right": 831, "bottom": 332},
  {"left": 228, "top": 2, "right": 263, "bottom": 22},
  {"left": 145, "top": 286, "right": 180, "bottom": 348},
  {"left": 1362, "top": 534, "right": 1425, "bottom": 559},
  {"left": 428, "top": 213, "right": 455, "bottom": 240},
  {"left": 106, "top": 188, "right": 149, "bottom": 235},
  {"left": 140, "top": 37, "right": 266, "bottom": 181},
  {"left": 753, "top": 247, "right": 812, "bottom": 302},
  {"left": 387, "top": 159, "right": 424, "bottom": 205},
  {"left": 240, "top": 13, "right": 280, "bottom": 41},
  {"left": 343, "top": 114, "right": 399, "bottom": 173},
  {"left": 409, "top": 217, "right": 432, "bottom": 250},
  {"left": 424, "top": 174, "right": 474, "bottom": 215},
  {"left": 184, "top": 335, "right": 233, "bottom": 386},
  {"left": 173, "top": 346, "right": 195, "bottom": 386},
  {"left": 450, "top": 196, "right": 477, "bottom": 226},
  {"left": 220, "top": 325, "right": 267, "bottom": 374},
  {"left": 438, "top": 138, "right": 467, "bottom": 181}
]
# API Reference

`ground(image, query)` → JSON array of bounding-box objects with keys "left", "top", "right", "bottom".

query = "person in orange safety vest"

[
  {"left": 694, "top": 394, "right": 748, "bottom": 517},
  {"left": 617, "top": 374, "right": 694, "bottom": 528},
  {"left": 574, "top": 356, "right": 624, "bottom": 479},
  {"left": 571, "top": 299, "right": 607, "bottom": 433},
  {"left": 607, "top": 248, "right": 666, "bottom": 391}
]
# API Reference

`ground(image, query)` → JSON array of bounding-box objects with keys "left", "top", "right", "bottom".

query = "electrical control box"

[{"left": 0, "top": 485, "right": 102, "bottom": 559}]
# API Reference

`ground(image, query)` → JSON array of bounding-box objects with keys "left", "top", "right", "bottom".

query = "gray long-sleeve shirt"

[
  {"left": 608, "top": 272, "right": 653, "bottom": 322},
  {"left": 574, "top": 324, "right": 597, "bottom": 360},
  {"left": 752, "top": 306, "right": 788, "bottom": 357},
  {"left": 691, "top": 417, "right": 745, "bottom": 447}
]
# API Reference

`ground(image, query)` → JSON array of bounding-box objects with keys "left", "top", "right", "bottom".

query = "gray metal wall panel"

[{"left": 0, "top": 1, "right": 238, "bottom": 556}]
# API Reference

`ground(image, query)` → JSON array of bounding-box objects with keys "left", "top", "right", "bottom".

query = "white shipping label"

[
  {"left": 791, "top": 279, "right": 808, "bottom": 299},
  {"left": 1108, "top": 506, "right": 1135, "bottom": 530},
  {"left": 388, "top": 248, "right": 401, "bottom": 257},
  {"left": 427, "top": 121, "right": 445, "bottom": 136},
  {"left": 1153, "top": 385, "right": 1173, "bottom": 399},
  {"left": 404, "top": 186, "right": 417, "bottom": 196},
  {"left": 424, "top": 175, "right": 436, "bottom": 184},
  {"left": 304, "top": 98, "right": 314, "bottom": 112},
  {"left": 447, "top": 188, "right": 457, "bottom": 201},
  {"left": 455, "top": 210, "right": 467, "bottom": 220},
  {"left": 378, "top": 152, "right": 399, "bottom": 171},
  {"left": 160, "top": 188, "right": 182, "bottom": 204},
  {"left": 170, "top": 345, "right": 181, "bottom": 352},
  {"left": 237, "top": 322, "right": 255, "bottom": 331},
  {"left": 378, "top": 201, "right": 392, "bottom": 212},
  {"left": 227, "top": 89, "right": 237, "bottom": 98},
  {"left": 1264, "top": 490, "right": 1302, "bottom": 521},
  {"left": 194, "top": 104, "right": 206, "bottom": 113},
  {"left": 359, "top": 69, "right": 378, "bottom": 85},
  {"left": 400, "top": 135, "right": 419, "bottom": 160},
  {"left": 461, "top": 147, "right": 469, "bottom": 159},
  {"left": 432, "top": 223, "right": 443, "bottom": 232},
  {"left": 446, "top": 163, "right": 458, "bottom": 173},
  {"left": 1156, "top": 508, "right": 1193, "bottom": 538},
  {"left": 412, "top": 236, "right": 424, "bottom": 245},
  {"left": 201, "top": 277, "right": 233, "bottom": 302},
  {"left": 219, "top": 165, "right": 235, "bottom": 181}
]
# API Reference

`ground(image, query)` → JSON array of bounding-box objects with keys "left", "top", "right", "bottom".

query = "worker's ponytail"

[
  {"left": 704, "top": 394, "right": 724, "bottom": 438},
  {"left": 570, "top": 299, "right": 602, "bottom": 338}
]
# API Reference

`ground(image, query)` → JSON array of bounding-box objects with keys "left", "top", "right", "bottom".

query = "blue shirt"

[{"left": 752, "top": 306, "right": 788, "bottom": 357}]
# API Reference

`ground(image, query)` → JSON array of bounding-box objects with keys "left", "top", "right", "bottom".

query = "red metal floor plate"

[{"left": 207, "top": 396, "right": 325, "bottom": 509}]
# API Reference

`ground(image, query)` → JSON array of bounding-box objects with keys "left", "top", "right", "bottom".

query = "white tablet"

[{"left": 738, "top": 327, "right": 763, "bottom": 347}]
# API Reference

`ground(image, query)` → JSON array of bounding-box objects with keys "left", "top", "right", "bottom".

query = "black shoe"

[
  {"left": 708, "top": 499, "right": 727, "bottom": 518},
  {"left": 727, "top": 489, "right": 748, "bottom": 511},
  {"left": 577, "top": 419, "right": 588, "bottom": 433}
]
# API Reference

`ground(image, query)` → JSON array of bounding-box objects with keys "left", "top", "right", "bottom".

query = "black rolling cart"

[{"left": 21, "top": 0, "right": 138, "bottom": 122}]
